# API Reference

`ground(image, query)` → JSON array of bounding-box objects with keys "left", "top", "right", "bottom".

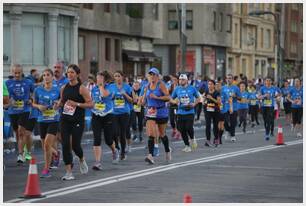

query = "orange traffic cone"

[
  {"left": 275, "top": 124, "right": 285, "bottom": 146},
  {"left": 183, "top": 193, "right": 192, "bottom": 203},
  {"left": 23, "top": 156, "right": 45, "bottom": 198}
]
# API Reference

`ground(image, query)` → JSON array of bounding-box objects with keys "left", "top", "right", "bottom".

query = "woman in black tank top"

[{"left": 55, "top": 64, "right": 93, "bottom": 180}]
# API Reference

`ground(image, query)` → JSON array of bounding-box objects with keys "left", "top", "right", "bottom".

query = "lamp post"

[{"left": 248, "top": 10, "right": 282, "bottom": 84}]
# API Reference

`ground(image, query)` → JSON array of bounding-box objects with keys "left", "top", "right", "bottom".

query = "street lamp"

[{"left": 248, "top": 10, "right": 282, "bottom": 84}]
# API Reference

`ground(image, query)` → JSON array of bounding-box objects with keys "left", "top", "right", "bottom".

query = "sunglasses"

[
  {"left": 149, "top": 72, "right": 157, "bottom": 76},
  {"left": 54, "top": 66, "right": 61, "bottom": 69}
]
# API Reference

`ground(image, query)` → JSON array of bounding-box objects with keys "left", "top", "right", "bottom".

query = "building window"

[
  {"left": 290, "top": 42, "right": 297, "bottom": 53},
  {"left": 3, "top": 13, "right": 11, "bottom": 64},
  {"left": 153, "top": 4, "right": 159, "bottom": 20},
  {"left": 234, "top": 23, "right": 239, "bottom": 45},
  {"left": 264, "top": 29, "right": 271, "bottom": 49},
  {"left": 78, "top": 36, "right": 85, "bottom": 61},
  {"left": 260, "top": 28, "right": 264, "bottom": 48},
  {"left": 291, "top": 20, "right": 297, "bottom": 32},
  {"left": 242, "top": 58, "right": 247, "bottom": 74},
  {"left": 104, "top": 3, "right": 111, "bottom": 12},
  {"left": 213, "top": 11, "right": 217, "bottom": 31},
  {"left": 126, "top": 4, "right": 143, "bottom": 18},
  {"left": 105, "top": 38, "right": 111, "bottom": 61},
  {"left": 21, "top": 13, "right": 46, "bottom": 65},
  {"left": 228, "top": 57, "right": 233, "bottom": 73},
  {"left": 186, "top": 10, "right": 193, "bottom": 30},
  {"left": 115, "top": 39, "right": 120, "bottom": 62},
  {"left": 58, "top": 15, "right": 72, "bottom": 63},
  {"left": 219, "top": 12, "right": 223, "bottom": 32},
  {"left": 226, "top": 14, "right": 232, "bottom": 33},
  {"left": 168, "top": 10, "right": 178, "bottom": 30},
  {"left": 83, "top": 4, "right": 93, "bottom": 10}
]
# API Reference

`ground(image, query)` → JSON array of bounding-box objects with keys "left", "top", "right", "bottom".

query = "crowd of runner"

[{"left": 3, "top": 62, "right": 303, "bottom": 180}]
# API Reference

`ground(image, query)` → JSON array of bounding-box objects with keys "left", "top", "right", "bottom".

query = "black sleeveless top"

[{"left": 61, "top": 82, "right": 85, "bottom": 122}]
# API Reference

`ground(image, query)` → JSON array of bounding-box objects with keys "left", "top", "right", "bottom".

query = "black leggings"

[
  {"left": 205, "top": 111, "right": 219, "bottom": 141},
  {"left": 169, "top": 107, "right": 178, "bottom": 129},
  {"left": 196, "top": 103, "right": 203, "bottom": 120},
  {"left": 91, "top": 114, "right": 114, "bottom": 146},
  {"left": 262, "top": 107, "right": 275, "bottom": 136},
  {"left": 249, "top": 105, "right": 259, "bottom": 124},
  {"left": 177, "top": 114, "right": 195, "bottom": 146},
  {"left": 238, "top": 108, "right": 248, "bottom": 129},
  {"left": 224, "top": 111, "right": 238, "bottom": 137},
  {"left": 131, "top": 109, "right": 144, "bottom": 133},
  {"left": 113, "top": 113, "right": 129, "bottom": 155},
  {"left": 61, "top": 120, "right": 84, "bottom": 165},
  {"left": 126, "top": 113, "right": 133, "bottom": 140}
]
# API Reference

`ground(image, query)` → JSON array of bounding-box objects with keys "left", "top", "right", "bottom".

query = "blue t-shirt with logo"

[
  {"left": 171, "top": 85, "right": 199, "bottom": 115},
  {"left": 34, "top": 86, "right": 61, "bottom": 122},
  {"left": 248, "top": 91, "right": 259, "bottom": 106},
  {"left": 281, "top": 86, "right": 292, "bottom": 103},
  {"left": 259, "top": 86, "right": 278, "bottom": 108},
  {"left": 221, "top": 84, "right": 241, "bottom": 111},
  {"left": 289, "top": 86, "right": 303, "bottom": 108},
  {"left": 238, "top": 91, "right": 249, "bottom": 110},
  {"left": 52, "top": 76, "right": 69, "bottom": 90},
  {"left": 109, "top": 83, "right": 133, "bottom": 115},
  {"left": 220, "top": 91, "right": 229, "bottom": 114},
  {"left": 91, "top": 84, "right": 114, "bottom": 116},
  {"left": 6, "top": 79, "right": 34, "bottom": 114}
]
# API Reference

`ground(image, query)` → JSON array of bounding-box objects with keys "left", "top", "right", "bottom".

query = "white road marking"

[{"left": 7, "top": 139, "right": 302, "bottom": 203}]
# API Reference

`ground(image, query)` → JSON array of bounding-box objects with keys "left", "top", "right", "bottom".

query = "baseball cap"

[
  {"left": 179, "top": 74, "right": 188, "bottom": 80},
  {"left": 148, "top": 67, "right": 160, "bottom": 75}
]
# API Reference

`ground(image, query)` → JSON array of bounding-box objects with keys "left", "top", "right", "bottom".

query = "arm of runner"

[{"left": 154, "top": 81, "right": 170, "bottom": 102}]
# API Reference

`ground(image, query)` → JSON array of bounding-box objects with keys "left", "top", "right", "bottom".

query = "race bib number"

[
  {"left": 250, "top": 100, "right": 257, "bottom": 105},
  {"left": 114, "top": 99, "right": 125, "bottom": 109},
  {"left": 94, "top": 103, "right": 106, "bottom": 111},
  {"left": 63, "top": 102, "right": 76, "bottom": 116},
  {"left": 14, "top": 100, "right": 24, "bottom": 110},
  {"left": 263, "top": 99, "right": 272, "bottom": 106},
  {"left": 180, "top": 96, "right": 190, "bottom": 105},
  {"left": 146, "top": 107, "right": 157, "bottom": 118},
  {"left": 133, "top": 104, "right": 141, "bottom": 112},
  {"left": 42, "top": 109, "right": 56, "bottom": 120},
  {"left": 207, "top": 103, "right": 215, "bottom": 112}
]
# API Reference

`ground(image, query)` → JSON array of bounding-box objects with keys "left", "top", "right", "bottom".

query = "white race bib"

[
  {"left": 146, "top": 107, "right": 157, "bottom": 118},
  {"left": 63, "top": 102, "right": 76, "bottom": 116}
]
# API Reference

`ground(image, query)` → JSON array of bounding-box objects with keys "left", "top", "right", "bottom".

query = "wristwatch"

[{"left": 77, "top": 103, "right": 80, "bottom": 107}]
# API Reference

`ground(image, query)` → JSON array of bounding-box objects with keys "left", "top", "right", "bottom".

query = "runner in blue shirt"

[
  {"left": 90, "top": 71, "right": 119, "bottom": 170},
  {"left": 171, "top": 73, "right": 200, "bottom": 152},
  {"left": 32, "top": 68, "right": 61, "bottom": 178},
  {"left": 248, "top": 85, "right": 260, "bottom": 127},
  {"left": 281, "top": 81, "right": 292, "bottom": 125},
  {"left": 110, "top": 71, "right": 133, "bottom": 161},
  {"left": 6, "top": 64, "right": 34, "bottom": 164},
  {"left": 258, "top": 77, "right": 281, "bottom": 140},
  {"left": 218, "top": 84, "right": 231, "bottom": 145},
  {"left": 220, "top": 74, "right": 241, "bottom": 142},
  {"left": 237, "top": 82, "right": 249, "bottom": 133},
  {"left": 288, "top": 78, "right": 303, "bottom": 138}
]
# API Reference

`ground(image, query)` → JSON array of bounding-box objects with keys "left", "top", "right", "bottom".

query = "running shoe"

[
  {"left": 265, "top": 134, "right": 270, "bottom": 141},
  {"left": 297, "top": 132, "right": 302, "bottom": 138},
  {"left": 120, "top": 153, "right": 127, "bottom": 161},
  {"left": 251, "top": 123, "right": 255, "bottom": 128},
  {"left": 166, "top": 148, "right": 172, "bottom": 163},
  {"left": 145, "top": 156, "right": 155, "bottom": 165},
  {"left": 138, "top": 135, "right": 143, "bottom": 143},
  {"left": 61, "top": 172, "right": 75, "bottom": 181},
  {"left": 243, "top": 127, "right": 246, "bottom": 133},
  {"left": 40, "top": 169, "right": 51, "bottom": 178},
  {"left": 24, "top": 152, "right": 32, "bottom": 161},
  {"left": 112, "top": 149, "right": 120, "bottom": 164},
  {"left": 213, "top": 138, "right": 220, "bottom": 146},
  {"left": 132, "top": 134, "right": 138, "bottom": 142},
  {"left": 17, "top": 154, "right": 25, "bottom": 164},
  {"left": 205, "top": 140, "right": 212, "bottom": 147},
  {"left": 126, "top": 145, "right": 132, "bottom": 153},
  {"left": 182, "top": 146, "right": 192, "bottom": 152},
  {"left": 153, "top": 146, "right": 160, "bottom": 157},
  {"left": 230, "top": 136, "right": 236, "bottom": 142},
  {"left": 79, "top": 159, "right": 89, "bottom": 174},
  {"left": 191, "top": 139, "right": 198, "bottom": 150},
  {"left": 92, "top": 162, "right": 102, "bottom": 171},
  {"left": 224, "top": 132, "right": 229, "bottom": 140}
]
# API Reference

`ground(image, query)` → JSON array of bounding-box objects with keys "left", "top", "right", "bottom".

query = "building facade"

[
  {"left": 3, "top": 4, "right": 80, "bottom": 78},
  {"left": 278, "top": 3, "right": 303, "bottom": 79},
  {"left": 227, "top": 3, "right": 276, "bottom": 80},
  {"left": 153, "top": 4, "right": 232, "bottom": 79},
  {"left": 78, "top": 3, "right": 162, "bottom": 80}
]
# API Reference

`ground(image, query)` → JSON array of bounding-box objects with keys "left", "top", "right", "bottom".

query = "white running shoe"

[
  {"left": 126, "top": 145, "right": 132, "bottom": 153},
  {"left": 182, "top": 146, "right": 192, "bottom": 152},
  {"left": 297, "top": 132, "right": 302, "bottom": 138},
  {"left": 231, "top": 136, "right": 236, "bottom": 142},
  {"left": 61, "top": 172, "right": 75, "bottom": 181},
  {"left": 79, "top": 159, "right": 89, "bottom": 174},
  {"left": 17, "top": 154, "right": 25, "bottom": 163},
  {"left": 166, "top": 148, "right": 172, "bottom": 163}
]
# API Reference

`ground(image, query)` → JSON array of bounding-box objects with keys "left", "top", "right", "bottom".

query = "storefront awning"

[{"left": 122, "top": 49, "right": 157, "bottom": 62}]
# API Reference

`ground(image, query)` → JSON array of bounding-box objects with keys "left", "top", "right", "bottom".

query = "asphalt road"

[{"left": 3, "top": 117, "right": 303, "bottom": 203}]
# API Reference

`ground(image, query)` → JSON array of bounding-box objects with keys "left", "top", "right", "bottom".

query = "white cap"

[{"left": 179, "top": 74, "right": 188, "bottom": 80}]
